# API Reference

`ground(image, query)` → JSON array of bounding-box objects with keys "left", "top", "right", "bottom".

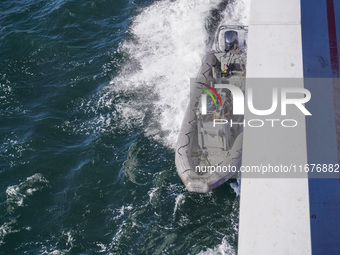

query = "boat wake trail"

[
  {"left": 110, "top": 0, "right": 250, "bottom": 148},
  {"left": 110, "top": 0, "right": 223, "bottom": 147}
]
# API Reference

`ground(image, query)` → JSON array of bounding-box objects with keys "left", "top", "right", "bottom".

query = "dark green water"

[{"left": 0, "top": 0, "right": 244, "bottom": 254}]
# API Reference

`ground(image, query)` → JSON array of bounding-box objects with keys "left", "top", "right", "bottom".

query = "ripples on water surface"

[{"left": 0, "top": 0, "right": 249, "bottom": 254}]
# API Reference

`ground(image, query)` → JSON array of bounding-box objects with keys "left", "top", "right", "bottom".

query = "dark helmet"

[{"left": 224, "top": 30, "right": 238, "bottom": 51}]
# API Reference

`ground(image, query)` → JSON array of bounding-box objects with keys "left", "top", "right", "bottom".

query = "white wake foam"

[
  {"left": 230, "top": 178, "right": 241, "bottom": 196},
  {"left": 198, "top": 237, "right": 235, "bottom": 255},
  {"left": 219, "top": 0, "right": 250, "bottom": 27},
  {"left": 110, "top": 0, "right": 250, "bottom": 148},
  {"left": 111, "top": 0, "right": 223, "bottom": 147}
]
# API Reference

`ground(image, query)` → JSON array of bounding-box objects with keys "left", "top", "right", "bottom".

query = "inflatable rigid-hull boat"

[{"left": 175, "top": 25, "right": 248, "bottom": 193}]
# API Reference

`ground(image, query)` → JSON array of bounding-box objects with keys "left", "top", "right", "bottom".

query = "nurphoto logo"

[{"left": 197, "top": 82, "right": 312, "bottom": 128}]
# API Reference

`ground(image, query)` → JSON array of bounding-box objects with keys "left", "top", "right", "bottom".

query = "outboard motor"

[{"left": 224, "top": 30, "right": 238, "bottom": 51}]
